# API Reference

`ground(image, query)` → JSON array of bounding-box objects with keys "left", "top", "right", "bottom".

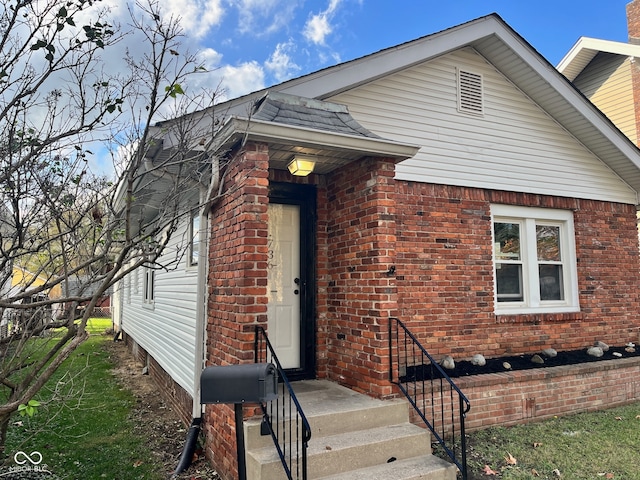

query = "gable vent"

[{"left": 457, "top": 69, "right": 484, "bottom": 115}]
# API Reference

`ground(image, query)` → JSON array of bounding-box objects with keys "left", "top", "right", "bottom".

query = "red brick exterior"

[
  {"left": 419, "top": 357, "right": 640, "bottom": 434},
  {"left": 393, "top": 185, "right": 640, "bottom": 358},
  {"left": 203, "top": 143, "right": 271, "bottom": 480},
  {"left": 202, "top": 141, "right": 640, "bottom": 479},
  {"left": 321, "top": 157, "right": 399, "bottom": 398},
  {"left": 459, "top": 357, "right": 640, "bottom": 430},
  {"left": 628, "top": 0, "right": 640, "bottom": 42}
]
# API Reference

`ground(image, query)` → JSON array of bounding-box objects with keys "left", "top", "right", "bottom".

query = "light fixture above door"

[{"left": 287, "top": 156, "right": 316, "bottom": 176}]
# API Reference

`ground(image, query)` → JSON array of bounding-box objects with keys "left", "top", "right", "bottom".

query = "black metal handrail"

[
  {"left": 255, "top": 326, "right": 311, "bottom": 480},
  {"left": 389, "top": 317, "right": 471, "bottom": 480}
]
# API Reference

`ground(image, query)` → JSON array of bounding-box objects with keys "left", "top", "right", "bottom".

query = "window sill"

[{"left": 495, "top": 311, "right": 583, "bottom": 324}]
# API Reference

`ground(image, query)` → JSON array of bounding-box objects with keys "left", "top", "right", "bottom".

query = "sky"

[{"left": 140, "top": 0, "right": 633, "bottom": 102}]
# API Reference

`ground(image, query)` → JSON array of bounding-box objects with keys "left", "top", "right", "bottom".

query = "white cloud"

[
  {"left": 216, "top": 61, "right": 266, "bottom": 99},
  {"left": 265, "top": 41, "right": 300, "bottom": 82},
  {"left": 235, "top": 0, "right": 300, "bottom": 36},
  {"left": 157, "top": 0, "right": 224, "bottom": 39},
  {"left": 303, "top": 0, "right": 342, "bottom": 45}
]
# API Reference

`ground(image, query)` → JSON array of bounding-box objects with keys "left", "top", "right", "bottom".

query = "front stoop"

[{"left": 244, "top": 380, "right": 458, "bottom": 480}]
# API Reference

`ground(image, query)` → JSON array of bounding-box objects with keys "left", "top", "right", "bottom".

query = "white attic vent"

[{"left": 457, "top": 69, "right": 484, "bottom": 115}]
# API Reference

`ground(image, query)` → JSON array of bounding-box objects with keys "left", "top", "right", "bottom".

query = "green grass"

[
  {"left": 4, "top": 322, "right": 166, "bottom": 480},
  {"left": 466, "top": 404, "right": 640, "bottom": 479}
]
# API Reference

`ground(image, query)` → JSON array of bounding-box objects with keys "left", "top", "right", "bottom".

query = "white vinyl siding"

[
  {"left": 573, "top": 52, "right": 637, "bottom": 146},
  {"left": 120, "top": 218, "right": 198, "bottom": 396},
  {"left": 329, "top": 47, "right": 637, "bottom": 205}
]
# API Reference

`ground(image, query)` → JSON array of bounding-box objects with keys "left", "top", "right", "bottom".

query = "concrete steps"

[{"left": 244, "top": 380, "right": 457, "bottom": 480}]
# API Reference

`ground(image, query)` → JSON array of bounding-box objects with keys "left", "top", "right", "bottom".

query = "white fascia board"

[
  {"left": 214, "top": 116, "right": 420, "bottom": 160},
  {"left": 557, "top": 37, "right": 640, "bottom": 80}
]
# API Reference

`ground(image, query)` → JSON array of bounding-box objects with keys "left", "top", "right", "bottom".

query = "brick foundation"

[{"left": 122, "top": 333, "right": 193, "bottom": 426}]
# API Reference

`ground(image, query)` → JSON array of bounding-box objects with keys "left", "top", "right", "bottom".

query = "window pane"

[
  {"left": 494, "top": 222, "right": 520, "bottom": 260},
  {"left": 539, "top": 264, "right": 563, "bottom": 301},
  {"left": 495, "top": 264, "right": 523, "bottom": 302},
  {"left": 191, "top": 215, "right": 200, "bottom": 266},
  {"left": 537, "top": 225, "right": 560, "bottom": 261}
]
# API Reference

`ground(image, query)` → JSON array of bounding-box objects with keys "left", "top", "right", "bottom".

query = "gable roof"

[
  {"left": 557, "top": 37, "right": 640, "bottom": 82},
  {"left": 214, "top": 14, "right": 640, "bottom": 199}
]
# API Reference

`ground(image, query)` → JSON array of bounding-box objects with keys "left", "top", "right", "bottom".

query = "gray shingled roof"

[{"left": 251, "top": 91, "right": 382, "bottom": 139}]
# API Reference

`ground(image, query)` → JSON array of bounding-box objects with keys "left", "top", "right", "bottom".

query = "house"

[
  {"left": 2, "top": 266, "right": 62, "bottom": 336},
  {"left": 114, "top": 12, "right": 640, "bottom": 480},
  {"left": 558, "top": 0, "right": 640, "bottom": 147}
]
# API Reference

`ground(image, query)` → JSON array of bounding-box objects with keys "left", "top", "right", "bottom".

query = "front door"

[
  {"left": 267, "top": 203, "right": 301, "bottom": 369},
  {"left": 267, "top": 183, "right": 316, "bottom": 379}
]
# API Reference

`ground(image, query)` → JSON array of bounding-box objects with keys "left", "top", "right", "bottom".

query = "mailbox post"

[{"left": 200, "top": 363, "right": 278, "bottom": 480}]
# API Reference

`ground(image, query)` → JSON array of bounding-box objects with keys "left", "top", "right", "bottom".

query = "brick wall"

[
  {"left": 393, "top": 183, "right": 640, "bottom": 360},
  {"left": 323, "top": 157, "right": 399, "bottom": 398},
  {"left": 628, "top": 0, "right": 640, "bottom": 43},
  {"left": 414, "top": 357, "right": 640, "bottom": 434},
  {"left": 203, "top": 142, "right": 271, "bottom": 480}
]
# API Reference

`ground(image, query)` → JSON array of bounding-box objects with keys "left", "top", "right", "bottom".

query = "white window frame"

[
  {"left": 491, "top": 205, "right": 579, "bottom": 315},
  {"left": 142, "top": 265, "right": 155, "bottom": 308}
]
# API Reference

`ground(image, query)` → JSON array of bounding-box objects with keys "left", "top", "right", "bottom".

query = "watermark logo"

[
  {"left": 14, "top": 451, "right": 43, "bottom": 465},
  {"left": 0, "top": 450, "right": 57, "bottom": 478}
]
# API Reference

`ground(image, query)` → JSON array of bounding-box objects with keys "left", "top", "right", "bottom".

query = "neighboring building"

[
  {"left": 558, "top": 0, "right": 640, "bottom": 147},
  {"left": 116, "top": 13, "right": 640, "bottom": 480}
]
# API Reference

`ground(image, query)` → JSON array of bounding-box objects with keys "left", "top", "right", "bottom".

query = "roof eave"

[{"left": 214, "top": 116, "right": 420, "bottom": 161}]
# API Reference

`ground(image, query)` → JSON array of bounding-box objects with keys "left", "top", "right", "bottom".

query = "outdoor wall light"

[{"left": 287, "top": 156, "right": 316, "bottom": 176}]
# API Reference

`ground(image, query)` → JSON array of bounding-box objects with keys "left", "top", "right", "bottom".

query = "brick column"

[
  {"left": 325, "top": 157, "right": 398, "bottom": 398},
  {"left": 203, "top": 142, "right": 270, "bottom": 480}
]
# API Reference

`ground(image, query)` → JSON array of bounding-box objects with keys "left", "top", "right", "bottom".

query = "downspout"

[{"left": 174, "top": 155, "right": 219, "bottom": 476}]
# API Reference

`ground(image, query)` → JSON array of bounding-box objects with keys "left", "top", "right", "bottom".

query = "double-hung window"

[{"left": 492, "top": 205, "right": 579, "bottom": 314}]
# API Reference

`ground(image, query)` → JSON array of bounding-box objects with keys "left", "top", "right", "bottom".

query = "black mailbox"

[{"left": 200, "top": 363, "right": 278, "bottom": 404}]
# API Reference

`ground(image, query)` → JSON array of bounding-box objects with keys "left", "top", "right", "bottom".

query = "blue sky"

[{"left": 147, "top": 0, "right": 632, "bottom": 101}]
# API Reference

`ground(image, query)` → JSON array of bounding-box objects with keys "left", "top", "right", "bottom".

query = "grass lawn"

[
  {"left": 466, "top": 402, "right": 640, "bottom": 479},
  {"left": 3, "top": 319, "right": 167, "bottom": 480}
]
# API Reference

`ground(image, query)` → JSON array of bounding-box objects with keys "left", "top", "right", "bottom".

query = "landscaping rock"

[
  {"left": 440, "top": 355, "right": 455, "bottom": 370},
  {"left": 594, "top": 341, "right": 609, "bottom": 352},
  {"left": 613, "top": 352, "right": 623, "bottom": 358},
  {"left": 503, "top": 362, "right": 512, "bottom": 370},
  {"left": 541, "top": 348, "right": 557, "bottom": 358},
  {"left": 626, "top": 346, "right": 636, "bottom": 353},
  {"left": 471, "top": 354, "right": 486, "bottom": 366},
  {"left": 587, "top": 346, "right": 604, "bottom": 358},
  {"left": 531, "top": 354, "right": 545, "bottom": 365}
]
